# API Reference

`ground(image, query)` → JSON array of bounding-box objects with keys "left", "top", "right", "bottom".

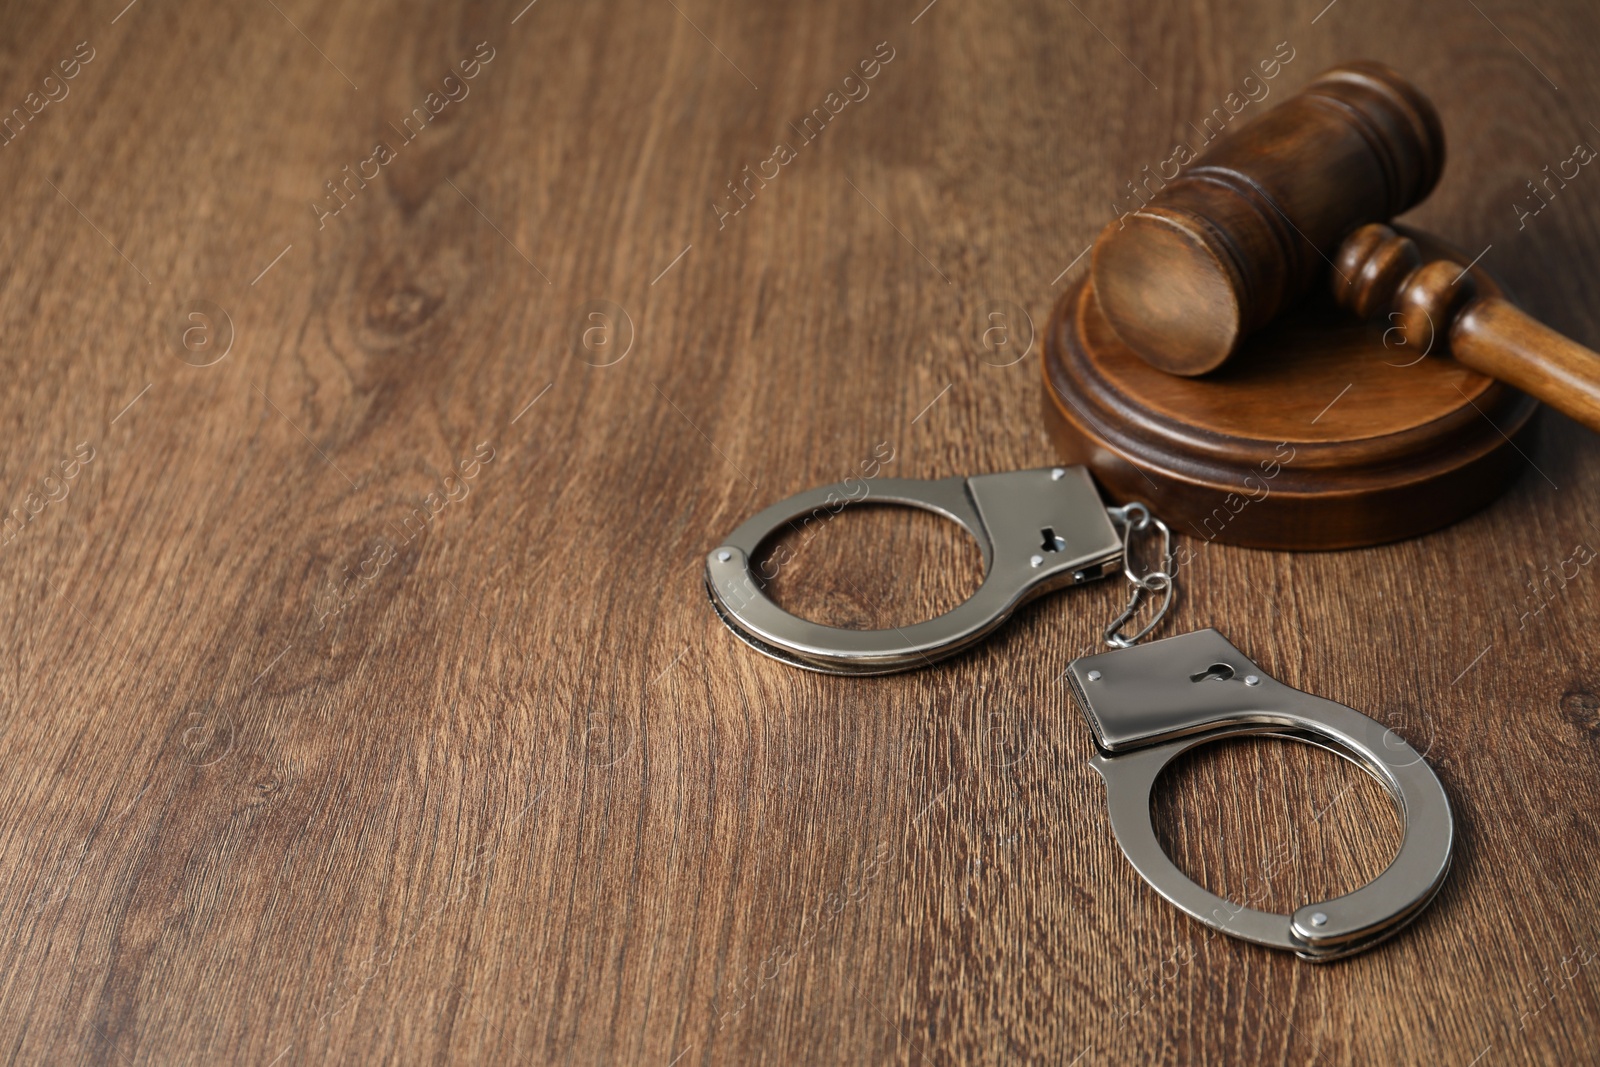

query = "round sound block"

[{"left": 1043, "top": 228, "right": 1540, "bottom": 550}]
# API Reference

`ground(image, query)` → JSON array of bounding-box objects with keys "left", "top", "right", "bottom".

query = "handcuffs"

[{"left": 704, "top": 466, "right": 1452, "bottom": 961}]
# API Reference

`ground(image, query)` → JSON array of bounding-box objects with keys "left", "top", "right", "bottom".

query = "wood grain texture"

[
  {"left": 1, "top": 0, "right": 1599, "bottom": 1063},
  {"left": 1044, "top": 228, "right": 1542, "bottom": 549},
  {"left": 1335, "top": 222, "right": 1600, "bottom": 437},
  {"left": 1090, "top": 61, "right": 1445, "bottom": 375}
]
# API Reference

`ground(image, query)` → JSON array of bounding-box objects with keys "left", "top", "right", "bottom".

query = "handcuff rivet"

[
  {"left": 1245, "top": 675, "right": 1261, "bottom": 686},
  {"left": 1311, "top": 912, "right": 1329, "bottom": 927},
  {"left": 716, "top": 549, "right": 732, "bottom": 562},
  {"left": 1051, "top": 467, "right": 1066, "bottom": 480},
  {"left": 1087, "top": 670, "right": 1102, "bottom": 682},
  {"left": 1030, "top": 554, "right": 1044, "bottom": 567}
]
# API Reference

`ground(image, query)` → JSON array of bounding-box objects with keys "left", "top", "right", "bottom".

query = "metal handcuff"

[{"left": 704, "top": 466, "right": 1452, "bottom": 961}]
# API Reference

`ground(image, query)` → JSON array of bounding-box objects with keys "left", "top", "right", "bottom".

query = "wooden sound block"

[{"left": 1043, "top": 228, "right": 1540, "bottom": 550}]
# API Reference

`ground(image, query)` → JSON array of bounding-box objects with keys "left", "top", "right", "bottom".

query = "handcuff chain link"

[{"left": 1103, "top": 502, "right": 1175, "bottom": 649}]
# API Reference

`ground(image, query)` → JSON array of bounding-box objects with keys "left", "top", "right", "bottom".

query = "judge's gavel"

[{"left": 1091, "top": 61, "right": 1600, "bottom": 434}]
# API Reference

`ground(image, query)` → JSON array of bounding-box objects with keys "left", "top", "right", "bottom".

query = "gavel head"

[{"left": 1090, "top": 62, "right": 1445, "bottom": 376}]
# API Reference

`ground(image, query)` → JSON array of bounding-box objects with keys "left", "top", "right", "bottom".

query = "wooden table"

[{"left": 3, "top": 0, "right": 1599, "bottom": 1062}]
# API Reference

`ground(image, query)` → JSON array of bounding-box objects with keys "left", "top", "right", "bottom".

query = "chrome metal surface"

[
  {"left": 1067, "top": 629, "right": 1453, "bottom": 961},
  {"left": 1103, "top": 503, "right": 1174, "bottom": 649},
  {"left": 704, "top": 466, "right": 1122, "bottom": 674}
]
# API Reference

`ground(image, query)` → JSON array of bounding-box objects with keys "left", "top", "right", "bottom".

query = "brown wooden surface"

[
  {"left": 1335, "top": 223, "right": 1600, "bottom": 437},
  {"left": 1456, "top": 297, "right": 1600, "bottom": 435},
  {"left": 1090, "top": 61, "right": 1445, "bottom": 376},
  {"left": 1043, "top": 228, "right": 1542, "bottom": 549},
  {"left": 2, "top": 0, "right": 1599, "bottom": 1063}
]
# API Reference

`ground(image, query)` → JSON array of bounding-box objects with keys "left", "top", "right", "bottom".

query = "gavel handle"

[
  {"left": 1336, "top": 223, "right": 1600, "bottom": 435},
  {"left": 1454, "top": 298, "right": 1600, "bottom": 433}
]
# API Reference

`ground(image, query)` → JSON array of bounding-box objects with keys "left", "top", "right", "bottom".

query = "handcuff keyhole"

[
  {"left": 1039, "top": 527, "right": 1066, "bottom": 553},
  {"left": 1190, "top": 663, "right": 1235, "bottom": 683}
]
